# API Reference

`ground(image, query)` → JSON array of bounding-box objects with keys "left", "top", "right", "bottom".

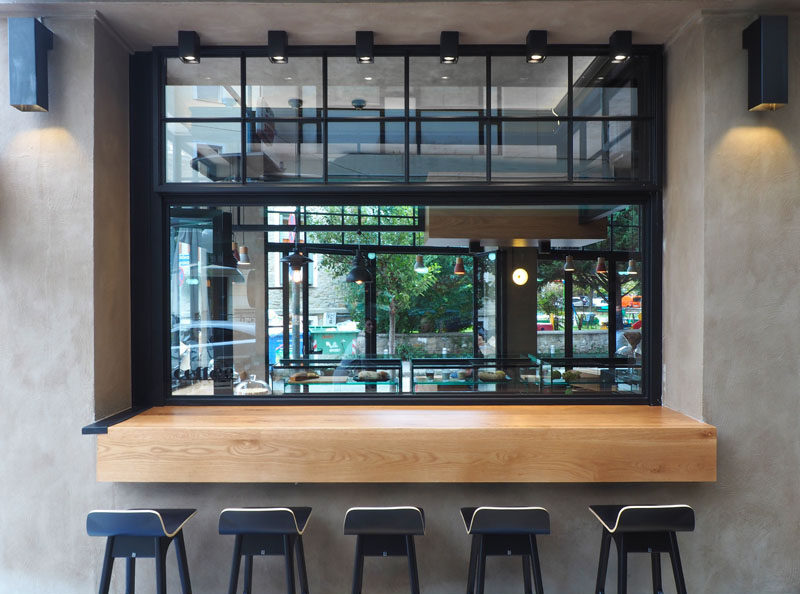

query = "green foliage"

[{"left": 394, "top": 342, "right": 429, "bottom": 361}]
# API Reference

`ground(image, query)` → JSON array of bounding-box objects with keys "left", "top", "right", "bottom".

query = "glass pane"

[
  {"left": 572, "top": 120, "right": 642, "bottom": 180},
  {"left": 491, "top": 121, "right": 567, "bottom": 179},
  {"left": 572, "top": 56, "right": 648, "bottom": 117},
  {"left": 409, "top": 56, "right": 486, "bottom": 115},
  {"left": 166, "top": 121, "right": 242, "bottom": 183},
  {"left": 611, "top": 205, "right": 640, "bottom": 251},
  {"left": 328, "top": 121, "right": 405, "bottom": 181},
  {"left": 616, "top": 258, "right": 643, "bottom": 357},
  {"left": 165, "top": 58, "right": 241, "bottom": 118},
  {"left": 491, "top": 56, "right": 568, "bottom": 117},
  {"left": 536, "top": 260, "right": 566, "bottom": 356},
  {"left": 246, "top": 57, "right": 322, "bottom": 118},
  {"left": 570, "top": 259, "right": 609, "bottom": 356},
  {"left": 409, "top": 120, "right": 486, "bottom": 181},
  {"left": 245, "top": 120, "right": 323, "bottom": 182},
  {"left": 476, "top": 254, "right": 498, "bottom": 358},
  {"left": 327, "top": 57, "right": 405, "bottom": 117}
]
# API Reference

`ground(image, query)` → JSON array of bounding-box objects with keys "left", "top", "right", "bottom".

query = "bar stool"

[
  {"left": 86, "top": 508, "right": 196, "bottom": 594},
  {"left": 344, "top": 506, "right": 425, "bottom": 594},
  {"left": 219, "top": 507, "right": 311, "bottom": 594},
  {"left": 461, "top": 506, "right": 550, "bottom": 594},
  {"left": 590, "top": 504, "right": 695, "bottom": 594}
]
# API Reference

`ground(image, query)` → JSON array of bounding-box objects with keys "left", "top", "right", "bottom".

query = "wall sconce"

[
  {"left": 742, "top": 15, "right": 788, "bottom": 111},
  {"left": 178, "top": 30, "right": 200, "bottom": 64},
  {"left": 512, "top": 268, "right": 529, "bottom": 286},
  {"left": 440, "top": 31, "right": 459, "bottom": 64},
  {"left": 356, "top": 31, "right": 374, "bottom": 64},
  {"left": 526, "top": 30, "right": 547, "bottom": 63},
  {"left": 609, "top": 30, "right": 632, "bottom": 63},
  {"left": 268, "top": 30, "right": 289, "bottom": 64},
  {"left": 9, "top": 18, "right": 53, "bottom": 112}
]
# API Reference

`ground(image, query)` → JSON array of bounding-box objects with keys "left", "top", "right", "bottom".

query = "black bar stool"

[
  {"left": 344, "top": 506, "right": 425, "bottom": 594},
  {"left": 219, "top": 507, "right": 311, "bottom": 594},
  {"left": 461, "top": 506, "right": 550, "bottom": 594},
  {"left": 86, "top": 508, "right": 196, "bottom": 594},
  {"left": 590, "top": 504, "right": 695, "bottom": 594}
]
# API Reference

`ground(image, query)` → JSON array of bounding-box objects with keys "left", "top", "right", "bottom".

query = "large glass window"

[
  {"left": 161, "top": 50, "right": 657, "bottom": 184},
  {"left": 168, "top": 203, "right": 645, "bottom": 399}
]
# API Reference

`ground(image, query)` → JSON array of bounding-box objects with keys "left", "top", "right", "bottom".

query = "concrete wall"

[{"left": 3, "top": 11, "right": 800, "bottom": 594}]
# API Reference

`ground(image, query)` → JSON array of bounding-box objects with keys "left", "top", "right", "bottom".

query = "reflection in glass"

[
  {"left": 327, "top": 57, "right": 405, "bottom": 117},
  {"left": 491, "top": 121, "right": 567, "bottom": 179},
  {"left": 409, "top": 57, "right": 486, "bottom": 114},
  {"left": 570, "top": 259, "right": 609, "bottom": 356},
  {"left": 328, "top": 121, "right": 405, "bottom": 181},
  {"left": 166, "top": 122, "right": 242, "bottom": 183},
  {"left": 491, "top": 56, "right": 568, "bottom": 117},
  {"left": 572, "top": 120, "right": 640, "bottom": 180},
  {"left": 166, "top": 58, "right": 241, "bottom": 118},
  {"left": 246, "top": 58, "right": 322, "bottom": 117},
  {"left": 409, "top": 120, "right": 485, "bottom": 181},
  {"left": 245, "top": 120, "right": 323, "bottom": 181},
  {"left": 572, "top": 56, "right": 646, "bottom": 117}
]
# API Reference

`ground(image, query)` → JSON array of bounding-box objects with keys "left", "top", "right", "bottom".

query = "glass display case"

[
  {"left": 271, "top": 357, "right": 402, "bottom": 395},
  {"left": 536, "top": 356, "right": 642, "bottom": 394},
  {"left": 410, "top": 357, "right": 540, "bottom": 394}
]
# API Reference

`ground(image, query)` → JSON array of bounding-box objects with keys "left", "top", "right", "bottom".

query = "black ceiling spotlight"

[
  {"left": 742, "top": 15, "right": 788, "bottom": 112},
  {"left": 178, "top": 30, "right": 200, "bottom": 64},
  {"left": 440, "top": 31, "right": 459, "bottom": 64},
  {"left": 609, "top": 30, "right": 632, "bottom": 63},
  {"left": 356, "top": 31, "right": 374, "bottom": 64},
  {"left": 268, "top": 30, "right": 289, "bottom": 64},
  {"left": 8, "top": 18, "right": 53, "bottom": 112},
  {"left": 526, "top": 30, "right": 547, "bottom": 63}
]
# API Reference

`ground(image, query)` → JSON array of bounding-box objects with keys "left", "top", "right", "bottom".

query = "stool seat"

[
  {"left": 219, "top": 507, "right": 311, "bottom": 535},
  {"left": 589, "top": 504, "right": 695, "bottom": 534},
  {"left": 460, "top": 506, "right": 550, "bottom": 535},
  {"left": 344, "top": 506, "right": 425, "bottom": 536},
  {"left": 87, "top": 508, "right": 197, "bottom": 538}
]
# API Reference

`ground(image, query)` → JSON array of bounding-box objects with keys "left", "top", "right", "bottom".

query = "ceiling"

[{"left": 1, "top": 0, "right": 798, "bottom": 52}]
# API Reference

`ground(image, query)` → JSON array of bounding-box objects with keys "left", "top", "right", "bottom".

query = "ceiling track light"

[
  {"left": 356, "top": 30, "right": 374, "bottom": 64},
  {"left": 268, "top": 30, "right": 289, "bottom": 64},
  {"left": 526, "top": 30, "right": 547, "bottom": 64},
  {"left": 178, "top": 30, "right": 200, "bottom": 64},
  {"left": 742, "top": 15, "right": 788, "bottom": 111},
  {"left": 440, "top": 31, "right": 459, "bottom": 64},
  {"left": 609, "top": 30, "right": 632, "bottom": 63}
]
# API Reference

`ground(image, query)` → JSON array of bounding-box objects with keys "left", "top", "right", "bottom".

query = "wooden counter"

[{"left": 95, "top": 405, "right": 716, "bottom": 483}]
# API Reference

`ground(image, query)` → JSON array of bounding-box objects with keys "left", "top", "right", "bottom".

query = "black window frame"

[{"left": 130, "top": 42, "right": 663, "bottom": 408}]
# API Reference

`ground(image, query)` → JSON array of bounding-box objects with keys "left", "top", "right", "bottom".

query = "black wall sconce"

[
  {"left": 356, "top": 31, "right": 374, "bottom": 64},
  {"left": 178, "top": 30, "right": 200, "bottom": 64},
  {"left": 609, "top": 30, "right": 632, "bottom": 63},
  {"left": 742, "top": 15, "right": 788, "bottom": 111},
  {"left": 268, "top": 30, "right": 288, "bottom": 64},
  {"left": 440, "top": 31, "right": 459, "bottom": 64},
  {"left": 9, "top": 18, "right": 53, "bottom": 112},
  {"left": 526, "top": 30, "right": 547, "bottom": 63}
]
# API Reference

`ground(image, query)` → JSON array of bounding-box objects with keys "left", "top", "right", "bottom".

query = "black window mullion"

[
  {"left": 607, "top": 256, "right": 617, "bottom": 358},
  {"left": 564, "top": 268, "right": 573, "bottom": 358},
  {"left": 322, "top": 54, "right": 328, "bottom": 183},
  {"left": 485, "top": 55, "right": 491, "bottom": 181},
  {"left": 567, "top": 55, "right": 574, "bottom": 181},
  {"left": 240, "top": 52, "right": 246, "bottom": 184},
  {"left": 404, "top": 54, "right": 410, "bottom": 182}
]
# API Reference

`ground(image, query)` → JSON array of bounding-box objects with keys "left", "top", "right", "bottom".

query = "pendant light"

[
  {"left": 564, "top": 255, "right": 575, "bottom": 272},
  {"left": 626, "top": 259, "right": 638, "bottom": 275},
  {"left": 595, "top": 256, "right": 608, "bottom": 274},
  {"left": 237, "top": 245, "right": 251, "bottom": 267},
  {"left": 346, "top": 231, "right": 373, "bottom": 285},
  {"left": 453, "top": 256, "right": 466, "bottom": 275},
  {"left": 413, "top": 255, "right": 428, "bottom": 274},
  {"left": 280, "top": 208, "right": 312, "bottom": 283}
]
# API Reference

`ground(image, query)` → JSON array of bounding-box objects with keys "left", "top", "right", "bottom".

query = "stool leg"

[
  {"left": 351, "top": 535, "right": 364, "bottom": 594},
  {"left": 594, "top": 531, "right": 611, "bottom": 594},
  {"left": 615, "top": 535, "right": 627, "bottom": 594},
  {"left": 476, "top": 536, "right": 487, "bottom": 594},
  {"left": 175, "top": 531, "right": 192, "bottom": 594},
  {"left": 406, "top": 535, "right": 421, "bottom": 594},
  {"left": 651, "top": 552, "right": 663, "bottom": 594},
  {"left": 522, "top": 555, "right": 533, "bottom": 594},
  {"left": 228, "top": 535, "right": 243, "bottom": 594},
  {"left": 125, "top": 557, "right": 135, "bottom": 594},
  {"left": 466, "top": 534, "right": 480, "bottom": 594},
  {"left": 529, "top": 535, "right": 544, "bottom": 594},
  {"left": 295, "top": 536, "right": 310, "bottom": 594},
  {"left": 243, "top": 555, "right": 253, "bottom": 594},
  {"left": 155, "top": 538, "right": 168, "bottom": 594},
  {"left": 98, "top": 537, "right": 115, "bottom": 594},
  {"left": 667, "top": 533, "right": 688, "bottom": 594},
  {"left": 284, "top": 535, "right": 296, "bottom": 594}
]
